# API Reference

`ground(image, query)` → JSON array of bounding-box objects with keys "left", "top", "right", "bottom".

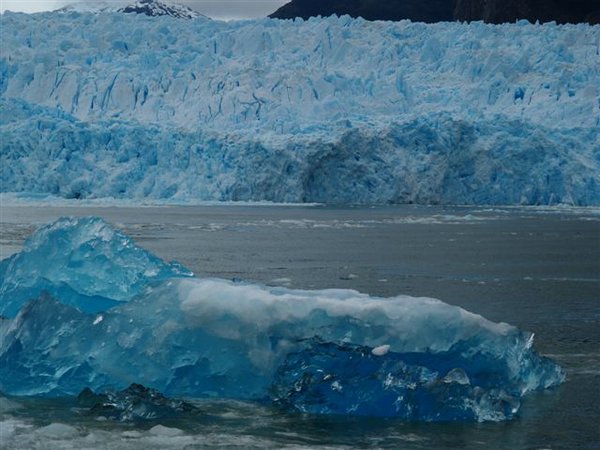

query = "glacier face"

[
  {"left": 1, "top": 12, "right": 599, "bottom": 204},
  {"left": 0, "top": 218, "right": 564, "bottom": 420}
]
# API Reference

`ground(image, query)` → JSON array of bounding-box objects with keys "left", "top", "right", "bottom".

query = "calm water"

[{"left": 0, "top": 204, "right": 599, "bottom": 449}]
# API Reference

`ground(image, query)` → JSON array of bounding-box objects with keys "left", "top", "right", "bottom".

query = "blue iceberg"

[{"left": 0, "top": 217, "right": 564, "bottom": 421}]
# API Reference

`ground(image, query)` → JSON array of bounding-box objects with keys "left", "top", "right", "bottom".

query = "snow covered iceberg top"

[
  {"left": 0, "top": 217, "right": 564, "bottom": 420},
  {"left": 0, "top": 217, "right": 192, "bottom": 316}
]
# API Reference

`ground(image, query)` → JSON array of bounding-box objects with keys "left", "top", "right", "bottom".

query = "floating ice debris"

[
  {"left": 0, "top": 217, "right": 192, "bottom": 317},
  {"left": 371, "top": 344, "right": 391, "bottom": 356},
  {"left": 36, "top": 423, "right": 79, "bottom": 439},
  {"left": 148, "top": 425, "right": 185, "bottom": 437},
  {"left": 0, "top": 218, "right": 565, "bottom": 420},
  {"left": 77, "top": 384, "right": 203, "bottom": 422},
  {"left": 339, "top": 274, "right": 359, "bottom": 280}
]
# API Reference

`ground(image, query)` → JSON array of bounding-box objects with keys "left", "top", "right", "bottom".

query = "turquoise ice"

[
  {"left": 0, "top": 218, "right": 564, "bottom": 420},
  {"left": 0, "top": 217, "right": 192, "bottom": 317}
]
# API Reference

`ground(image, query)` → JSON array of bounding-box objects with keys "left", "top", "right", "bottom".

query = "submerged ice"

[
  {"left": 0, "top": 217, "right": 564, "bottom": 421},
  {"left": 1, "top": 12, "right": 598, "bottom": 205}
]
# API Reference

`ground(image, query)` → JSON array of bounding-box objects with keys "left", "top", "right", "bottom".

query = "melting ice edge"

[{"left": 0, "top": 217, "right": 564, "bottom": 421}]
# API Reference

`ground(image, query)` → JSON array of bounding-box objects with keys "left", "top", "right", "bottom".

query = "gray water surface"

[{"left": 0, "top": 204, "right": 598, "bottom": 449}]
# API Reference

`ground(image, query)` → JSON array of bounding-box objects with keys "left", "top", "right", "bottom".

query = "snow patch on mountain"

[{"left": 119, "top": 0, "right": 205, "bottom": 19}]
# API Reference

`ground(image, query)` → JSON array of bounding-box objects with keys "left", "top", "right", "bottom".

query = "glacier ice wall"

[
  {"left": 1, "top": 13, "right": 597, "bottom": 130},
  {"left": 2, "top": 99, "right": 598, "bottom": 204},
  {"left": 0, "top": 218, "right": 564, "bottom": 420},
  {"left": 1, "top": 12, "right": 598, "bottom": 204}
]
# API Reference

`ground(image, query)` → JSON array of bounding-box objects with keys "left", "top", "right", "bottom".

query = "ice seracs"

[
  {"left": 77, "top": 383, "right": 203, "bottom": 422},
  {"left": 0, "top": 13, "right": 598, "bottom": 205},
  {"left": 0, "top": 218, "right": 565, "bottom": 420}
]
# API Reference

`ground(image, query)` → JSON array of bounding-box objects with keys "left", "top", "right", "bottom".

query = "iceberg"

[
  {"left": 1, "top": 12, "right": 598, "bottom": 205},
  {"left": 0, "top": 218, "right": 564, "bottom": 420}
]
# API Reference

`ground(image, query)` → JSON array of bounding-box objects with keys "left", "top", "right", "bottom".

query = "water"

[{"left": 1, "top": 204, "right": 599, "bottom": 449}]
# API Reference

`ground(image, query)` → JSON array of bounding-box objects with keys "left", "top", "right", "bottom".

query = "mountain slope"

[
  {"left": 270, "top": 0, "right": 599, "bottom": 24},
  {"left": 118, "top": 0, "right": 204, "bottom": 19},
  {"left": 269, "top": 0, "right": 455, "bottom": 23}
]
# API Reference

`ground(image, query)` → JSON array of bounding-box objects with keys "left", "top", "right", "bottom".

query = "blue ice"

[
  {"left": 1, "top": 12, "right": 598, "bottom": 205},
  {"left": 0, "top": 218, "right": 565, "bottom": 421}
]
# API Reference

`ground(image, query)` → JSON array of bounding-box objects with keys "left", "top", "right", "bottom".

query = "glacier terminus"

[{"left": 0, "top": 11, "right": 598, "bottom": 205}]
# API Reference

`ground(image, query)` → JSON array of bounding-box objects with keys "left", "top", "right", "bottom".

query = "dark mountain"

[
  {"left": 454, "top": 0, "right": 600, "bottom": 25},
  {"left": 118, "top": 0, "right": 204, "bottom": 19},
  {"left": 269, "top": 0, "right": 456, "bottom": 23},
  {"left": 269, "top": 0, "right": 599, "bottom": 24}
]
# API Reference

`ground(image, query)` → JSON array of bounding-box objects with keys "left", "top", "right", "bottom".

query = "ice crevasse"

[
  {"left": 0, "top": 218, "right": 565, "bottom": 421},
  {"left": 0, "top": 12, "right": 599, "bottom": 205}
]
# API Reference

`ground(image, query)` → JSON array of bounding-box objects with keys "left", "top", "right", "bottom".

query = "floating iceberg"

[
  {"left": 0, "top": 218, "right": 564, "bottom": 420},
  {"left": 1, "top": 12, "right": 598, "bottom": 205}
]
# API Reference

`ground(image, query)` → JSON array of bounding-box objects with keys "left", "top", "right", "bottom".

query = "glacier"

[
  {"left": 0, "top": 217, "right": 564, "bottom": 420},
  {"left": 1, "top": 11, "right": 599, "bottom": 205}
]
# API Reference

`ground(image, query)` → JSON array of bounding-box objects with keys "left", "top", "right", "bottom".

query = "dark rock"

[
  {"left": 269, "top": 0, "right": 599, "bottom": 25},
  {"left": 454, "top": 0, "right": 600, "bottom": 24}
]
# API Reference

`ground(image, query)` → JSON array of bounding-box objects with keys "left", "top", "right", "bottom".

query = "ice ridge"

[
  {"left": 0, "top": 218, "right": 565, "bottom": 421},
  {"left": 0, "top": 216, "right": 192, "bottom": 317}
]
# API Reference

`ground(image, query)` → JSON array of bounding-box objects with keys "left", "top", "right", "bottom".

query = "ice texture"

[
  {"left": 77, "top": 384, "right": 203, "bottom": 422},
  {"left": 271, "top": 338, "right": 559, "bottom": 420},
  {"left": 0, "top": 218, "right": 564, "bottom": 420},
  {"left": 0, "top": 217, "right": 192, "bottom": 317},
  {"left": 1, "top": 12, "right": 598, "bottom": 205}
]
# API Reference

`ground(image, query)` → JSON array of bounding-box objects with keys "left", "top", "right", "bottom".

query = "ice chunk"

[
  {"left": 0, "top": 217, "right": 192, "bottom": 317},
  {"left": 148, "top": 425, "right": 185, "bottom": 437},
  {"left": 36, "top": 423, "right": 79, "bottom": 439},
  {"left": 0, "top": 218, "right": 565, "bottom": 420},
  {"left": 77, "top": 384, "right": 203, "bottom": 422},
  {"left": 371, "top": 344, "right": 390, "bottom": 356}
]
